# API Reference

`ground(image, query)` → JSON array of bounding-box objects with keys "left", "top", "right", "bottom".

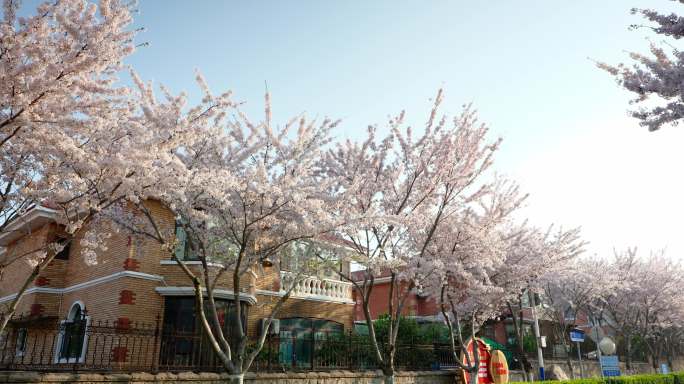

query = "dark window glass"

[
  {"left": 15, "top": 328, "right": 27, "bottom": 355},
  {"left": 162, "top": 297, "right": 196, "bottom": 333},
  {"left": 277, "top": 317, "right": 344, "bottom": 367},
  {"left": 59, "top": 305, "right": 86, "bottom": 360},
  {"left": 55, "top": 239, "right": 70, "bottom": 260},
  {"left": 159, "top": 297, "right": 248, "bottom": 367}
]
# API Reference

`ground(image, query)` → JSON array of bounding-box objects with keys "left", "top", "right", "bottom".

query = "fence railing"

[
  {"left": 518, "top": 343, "right": 649, "bottom": 363},
  {"left": 0, "top": 319, "right": 458, "bottom": 373}
]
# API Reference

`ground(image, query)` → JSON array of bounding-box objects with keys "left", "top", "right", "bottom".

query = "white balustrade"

[{"left": 280, "top": 271, "right": 353, "bottom": 303}]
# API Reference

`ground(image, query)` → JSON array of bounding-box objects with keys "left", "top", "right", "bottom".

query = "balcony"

[{"left": 279, "top": 271, "right": 354, "bottom": 304}]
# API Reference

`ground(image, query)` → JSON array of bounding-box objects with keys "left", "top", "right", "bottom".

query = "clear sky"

[{"left": 23, "top": 0, "right": 684, "bottom": 259}]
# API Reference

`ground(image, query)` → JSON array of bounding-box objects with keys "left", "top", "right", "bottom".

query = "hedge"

[{"left": 512, "top": 373, "right": 684, "bottom": 384}]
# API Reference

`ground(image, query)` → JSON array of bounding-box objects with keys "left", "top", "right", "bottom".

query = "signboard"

[
  {"left": 600, "top": 355, "right": 620, "bottom": 377},
  {"left": 661, "top": 364, "right": 670, "bottom": 374},
  {"left": 569, "top": 329, "right": 585, "bottom": 343},
  {"left": 460, "top": 338, "right": 510, "bottom": 384},
  {"left": 461, "top": 338, "right": 493, "bottom": 384},
  {"left": 489, "top": 350, "right": 509, "bottom": 384}
]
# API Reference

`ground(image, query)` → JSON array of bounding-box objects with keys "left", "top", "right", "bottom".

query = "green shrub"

[{"left": 510, "top": 372, "right": 683, "bottom": 384}]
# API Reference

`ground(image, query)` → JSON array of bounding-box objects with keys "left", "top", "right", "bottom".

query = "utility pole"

[{"left": 530, "top": 291, "right": 545, "bottom": 381}]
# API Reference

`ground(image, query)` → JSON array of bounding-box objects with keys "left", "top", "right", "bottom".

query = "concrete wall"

[{"left": 0, "top": 370, "right": 456, "bottom": 384}]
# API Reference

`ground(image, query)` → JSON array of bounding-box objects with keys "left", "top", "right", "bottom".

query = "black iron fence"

[{"left": 0, "top": 318, "right": 457, "bottom": 373}]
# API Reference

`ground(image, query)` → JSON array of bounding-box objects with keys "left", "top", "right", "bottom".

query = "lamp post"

[{"left": 591, "top": 315, "right": 605, "bottom": 378}]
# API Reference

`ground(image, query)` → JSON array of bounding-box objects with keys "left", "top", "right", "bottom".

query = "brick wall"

[
  {"left": 0, "top": 225, "right": 51, "bottom": 292},
  {"left": 353, "top": 280, "right": 437, "bottom": 321}
]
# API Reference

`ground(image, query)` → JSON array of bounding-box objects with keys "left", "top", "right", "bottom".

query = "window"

[
  {"left": 505, "top": 324, "right": 516, "bottom": 346},
  {"left": 161, "top": 297, "right": 248, "bottom": 335},
  {"left": 159, "top": 297, "right": 248, "bottom": 367},
  {"left": 55, "top": 238, "right": 70, "bottom": 260},
  {"left": 278, "top": 317, "right": 343, "bottom": 367},
  {"left": 15, "top": 328, "right": 27, "bottom": 356},
  {"left": 174, "top": 222, "right": 198, "bottom": 261},
  {"left": 55, "top": 302, "right": 89, "bottom": 363}
]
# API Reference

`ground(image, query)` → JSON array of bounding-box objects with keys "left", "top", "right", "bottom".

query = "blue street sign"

[
  {"left": 569, "top": 329, "right": 585, "bottom": 342},
  {"left": 601, "top": 355, "right": 621, "bottom": 377}
]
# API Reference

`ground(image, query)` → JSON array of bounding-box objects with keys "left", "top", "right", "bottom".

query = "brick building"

[
  {"left": 351, "top": 270, "right": 569, "bottom": 351},
  {"left": 0, "top": 203, "right": 355, "bottom": 368},
  {"left": 350, "top": 270, "right": 441, "bottom": 324}
]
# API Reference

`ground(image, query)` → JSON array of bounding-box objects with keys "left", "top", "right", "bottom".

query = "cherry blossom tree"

[
  {"left": 426, "top": 210, "right": 514, "bottom": 384},
  {"left": 599, "top": 248, "right": 644, "bottom": 371},
  {"left": 491, "top": 225, "right": 585, "bottom": 381},
  {"left": 616, "top": 250, "right": 684, "bottom": 372},
  {"left": 540, "top": 256, "right": 618, "bottom": 379},
  {"left": 102, "top": 75, "right": 346, "bottom": 383},
  {"left": 0, "top": 0, "right": 144, "bottom": 332},
  {"left": 168, "top": 98, "right": 344, "bottom": 384},
  {"left": 323, "top": 90, "right": 513, "bottom": 384},
  {"left": 427, "top": 220, "right": 584, "bottom": 383},
  {"left": 600, "top": 1, "right": 684, "bottom": 131},
  {"left": 0, "top": 0, "right": 240, "bottom": 339}
]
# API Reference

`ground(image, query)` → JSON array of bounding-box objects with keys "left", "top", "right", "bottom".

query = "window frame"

[{"left": 54, "top": 301, "right": 90, "bottom": 364}]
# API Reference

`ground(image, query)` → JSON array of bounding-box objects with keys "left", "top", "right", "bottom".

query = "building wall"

[
  {"left": 1, "top": 201, "right": 355, "bottom": 346},
  {"left": 353, "top": 281, "right": 437, "bottom": 322},
  {"left": 0, "top": 224, "right": 52, "bottom": 292}
]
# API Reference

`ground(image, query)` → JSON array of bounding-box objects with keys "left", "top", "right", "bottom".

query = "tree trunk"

[
  {"left": 0, "top": 313, "right": 12, "bottom": 336},
  {"left": 383, "top": 371, "right": 395, "bottom": 384},
  {"left": 625, "top": 335, "right": 633, "bottom": 371},
  {"left": 227, "top": 373, "right": 244, "bottom": 384},
  {"left": 564, "top": 342, "right": 575, "bottom": 379},
  {"left": 382, "top": 361, "right": 396, "bottom": 384},
  {"left": 650, "top": 346, "right": 659, "bottom": 373},
  {"left": 507, "top": 301, "right": 530, "bottom": 381}
]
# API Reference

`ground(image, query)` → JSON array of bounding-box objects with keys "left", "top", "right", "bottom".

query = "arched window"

[{"left": 55, "top": 301, "right": 89, "bottom": 363}]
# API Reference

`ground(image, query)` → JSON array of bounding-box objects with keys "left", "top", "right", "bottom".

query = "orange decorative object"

[
  {"left": 488, "top": 349, "right": 509, "bottom": 384},
  {"left": 460, "top": 338, "right": 493, "bottom": 384}
]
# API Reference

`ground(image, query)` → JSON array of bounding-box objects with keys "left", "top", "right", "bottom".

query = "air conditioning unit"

[{"left": 259, "top": 318, "right": 280, "bottom": 336}]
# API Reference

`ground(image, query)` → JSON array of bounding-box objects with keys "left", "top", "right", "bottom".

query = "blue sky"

[{"left": 20, "top": 0, "right": 684, "bottom": 259}]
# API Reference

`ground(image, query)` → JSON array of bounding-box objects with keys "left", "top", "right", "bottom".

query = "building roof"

[
  {"left": 0, "top": 205, "right": 60, "bottom": 246},
  {"left": 317, "top": 233, "right": 358, "bottom": 250},
  {"left": 351, "top": 268, "right": 395, "bottom": 283}
]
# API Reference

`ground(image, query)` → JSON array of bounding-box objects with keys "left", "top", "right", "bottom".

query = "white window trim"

[
  {"left": 0, "top": 271, "right": 163, "bottom": 304},
  {"left": 54, "top": 302, "right": 90, "bottom": 364},
  {"left": 155, "top": 286, "right": 257, "bottom": 305},
  {"left": 159, "top": 260, "right": 225, "bottom": 268}
]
